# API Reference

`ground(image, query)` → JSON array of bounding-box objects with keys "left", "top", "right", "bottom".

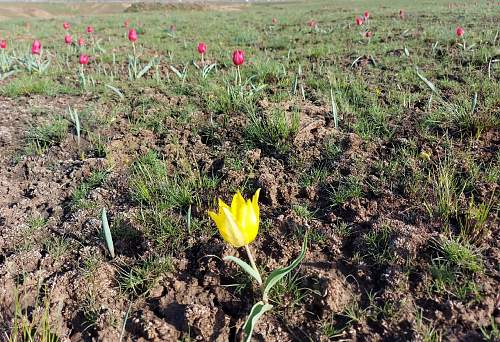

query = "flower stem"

[{"left": 244, "top": 244, "right": 262, "bottom": 286}]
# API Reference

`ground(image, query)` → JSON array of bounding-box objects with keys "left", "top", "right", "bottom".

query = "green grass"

[
  {"left": 299, "top": 165, "right": 329, "bottom": 188},
  {"left": 268, "top": 272, "right": 315, "bottom": 316},
  {"left": 6, "top": 285, "right": 58, "bottom": 342},
  {"left": 117, "top": 256, "right": 172, "bottom": 298},
  {"left": 25, "top": 116, "right": 68, "bottom": 155},
  {"left": 43, "top": 235, "right": 71, "bottom": 260},
  {"left": 361, "top": 225, "right": 395, "bottom": 266},
  {"left": 246, "top": 108, "right": 300, "bottom": 155},
  {"left": 328, "top": 175, "right": 364, "bottom": 206},
  {"left": 129, "top": 150, "right": 196, "bottom": 210},
  {"left": 436, "top": 236, "right": 483, "bottom": 274},
  {"left": 1, "top": 76, "right": 60, "bottom": 97},
  {"left": 292, "top": 203, "right": 314, "bottom": 220},
  {"left": 428, "top": 236, "right": 484, "bottom": 300},
  {"left": 27, "top": 216, "right": 47, "bottom": 231},
  {"left": 70, "top": 170, "right": 108, "bottom": 209}
]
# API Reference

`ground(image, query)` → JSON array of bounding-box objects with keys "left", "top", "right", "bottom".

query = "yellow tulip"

[{"left": 208, "top": 189, "right": 261, "bottom": 248}]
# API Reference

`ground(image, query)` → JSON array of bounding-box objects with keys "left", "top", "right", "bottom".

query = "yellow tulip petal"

[
  {"left": 242, "top": 199, "right": 258, "bottom": 244},
  {"left": 242, "top": 223, "right": 258, "bottom": 245},
  {"left": 245, "top": 199, "right": 257, "bottom": 227},
  {"left": 236, "top": 199, "right": 249, "bottom": 230},
  {"left": 218, "top": 198, "right": 230, "bottom": 211},
  {"left": 220, "top": 207, "right": 246, "bottom": 247},
  {"left": 231, "top": 191, "right": 246, "bottom": 217},
  {"left": 252, "top": 188, "right": 261, "bottom": 217},
  {"left": 208, "top": 210, "right": 225, "bottom": 231}
]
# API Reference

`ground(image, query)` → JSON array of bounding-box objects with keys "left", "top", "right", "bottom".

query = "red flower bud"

[
  {"left": 31, "top": 40, "right": 41, "bottom": 55},
  {"left": 197, "top": 42, "right": 207, "bottom": 54},
  {"left": 87, "top": 26, "right": 94, "bottom": 33},
  {"left": 63, "top": 22, "right": 70, "bottom": 30},
  {"left": 128, "top": 29, "right": 138, "bottom": 42},
  {"left": 364, "top": 11, "right": 370, "bottom": 20},
  {"left": 124, "top": 20, "right": 130, "bottom": 28},
  {"left": 355, "top": 17, "right": 364, "bottom": 26},
  {"left": 64, "top": 35, "right": 72, "bottom": 45},
  {"left": 399, "top": 9, "right": 405, "bottom": 19},
  {"left": 455, "top": 26, "right": 465, "bottom": 37},
  {"left": 0, "top": 40, "right": 6, "bottom": 49},
  {"left": 232, "top": 50, "right": 244, "bottom": 66},
  {"left": 77, "top": 37, "right": 85, "bottom": 47},
  {"left": 79, "top": 54, "right": 89, "bottom": 65}
]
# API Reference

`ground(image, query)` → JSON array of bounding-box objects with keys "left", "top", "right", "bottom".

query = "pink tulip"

[
  {"left": 128, "top": 29, "right": 138, "bottom": 42},
  {"left": 399, "top": 9, "right": 405, "bottom": 19},
  {"left": 64, "top": 35, "right": 72, "bottom": 45},
  {"left": 455, "top": 26, "right": 465, "bottom": 37},
  {"left": 79, "top": 54, "right": 89, "bottom": 65},
  {"left": 364, "top": 11, "right": 370, "bottom": 20},
  {"left": 308, "top": 19, "right": 317, "bottom": 28},
  {"left": 77, "top": 37, "right": 85, "bottom": 47},
  {"left": 355, "top": 17, "right": 364, "bottom": 26},
  {"left": 63, "top": 22, "right": 70, "bottom": 30},
  {"left": 232, "top": 50, "right": 244, "bottom": 66},
  {"left": 365, "top": 31, "right": 373, "bottom": 38},
  {"left": 0, "top": 40, "right": 6, "bottom": 49},
  {"left": 124, "top": 20, "right": 130, "bottom": 28},
  {"left": 272, "top": 18, "right": 278, "bottom": 24},
  {"left": 87, "top": 26, "right": 94, "bottom": 33},
  {"left": 31, "top": 40, "right": 41, "bottom": 55},
  {"left": 197, "top": 42, "right": 206, "bottom": 55}
]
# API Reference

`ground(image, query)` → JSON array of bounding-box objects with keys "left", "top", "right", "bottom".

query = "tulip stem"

[
  {"left": 80, "top": 64, "right": 86, "bottom": 89},
  {"left": 235, "top": 65, "right": 242, "bottom": 87},
  {"left": 132, "top": 42, "right": 138, "bottom": 79},
  {"left": 244, "top": 244, "right": 262, "bottom": 286}
]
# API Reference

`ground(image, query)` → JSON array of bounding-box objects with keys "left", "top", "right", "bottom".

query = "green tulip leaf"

[
  {"left": 101, "top": 208, "right": 115, "bottom": 259},
  {"left": 416, "top": 67, "right": 439, "bottom": 95},
  {"left": 224, "top": 256, "right": 262, "bottom": 285},
  {"left": 242, "top": 301, "right": 273, "bottom": 342},
  {"left": 262, "top": 235, "right": 307, "bottom": 303}
]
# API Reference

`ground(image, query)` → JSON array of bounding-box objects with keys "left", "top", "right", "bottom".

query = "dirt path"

[{"left": 0, "top": 3, "right": 129, "bottom": 22}]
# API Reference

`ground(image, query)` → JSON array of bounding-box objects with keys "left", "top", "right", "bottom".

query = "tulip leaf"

[
  {"left": 224, "top": 256, "right": 262, "bottom": 285},
  {"left": 262, "top": 235, "right": 307, "bottom": 303},
  {"left": 415, "top": 67, "right": 439, "bottom": 95},
  {"left": 242, "top": 301, "right": 273, "bottom": 342},
  {"left": 101, "top": 208, "right": 115, "bottom": 259},
  {"left": 105, "top": 84, "right": 125, "bottom": 100},
  {"left": 137, "top": 63, "right": 153, "bottom": 79}
]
